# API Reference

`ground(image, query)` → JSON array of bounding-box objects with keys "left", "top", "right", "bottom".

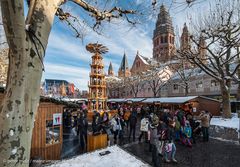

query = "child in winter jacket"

[{"left": 181, "top": 121, "right": 192, "bottom": 147}]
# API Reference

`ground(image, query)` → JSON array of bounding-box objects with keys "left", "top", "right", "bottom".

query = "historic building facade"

[{"left": 105, "top": 4, "right": 238, "bottom": 100}]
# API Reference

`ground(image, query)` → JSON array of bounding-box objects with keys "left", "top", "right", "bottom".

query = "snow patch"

[
  {"left": 210, "top": 137, "right": 239, "bottom": 145},
  {"left": 9, "top": 129, "right": 14, "bottom": 136},
  {"left": 47, "top": 145, "right": 149, "bottom": 167},
  {"left": 210, "top": 116, "right": 239, "bottom": 130},
  {"left": 11, "top": 147, "right": 17, "bottom": 155}
]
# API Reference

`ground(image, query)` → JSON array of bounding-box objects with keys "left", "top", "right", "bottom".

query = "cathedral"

[
  {"left": 107, "top": 4, "right": 202, "bottom": 78},
  {"left": 106, "top": 5, "right": 236, "bottom": 99}
]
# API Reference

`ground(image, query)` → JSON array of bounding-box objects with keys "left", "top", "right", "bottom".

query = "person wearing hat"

[{"left": 150, "top": 114, "right": 161, "bottom": 167}]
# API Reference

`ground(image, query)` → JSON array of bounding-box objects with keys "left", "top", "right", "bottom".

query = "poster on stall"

[
  {"left": 53, "top": 113, "right": 62, "bottom": 126},
  {"left": 193, "top": 107, "right": 197, "bottom": 113}
]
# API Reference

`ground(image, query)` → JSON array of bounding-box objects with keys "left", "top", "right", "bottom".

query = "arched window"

[
  {"left": 161, "top": 36, "right": 164, "bottom": 43},
  {"left": 165, "top": 36, "right": 168, "bottom": 43}
]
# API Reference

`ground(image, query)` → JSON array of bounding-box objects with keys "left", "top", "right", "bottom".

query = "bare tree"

[
  {"left": 106, "top": 76, "right": 122, "bottom": 98},
  {"left": 143, "top": 64, "right": 172, "bottom": 97},
  {"left": 124, "top": 75, "right": 142, "bottom": 98},
  {"left": 236, "top": 46, "right": 240, "bottom": 100},
  {"left": 169, "top": 59, "right": 195, "bottom": 96},
  {"left": 179, "top": 0, "right": 240, "bottom": 118},
  {"left": 0, "top": 0, "right": 136, "bottom": 166}
]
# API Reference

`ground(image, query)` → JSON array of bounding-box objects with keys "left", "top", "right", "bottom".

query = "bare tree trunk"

[
  {"left": 154, "top": 92, "right": 157, "bottom": 97},
  {"left": 220, "top": 81, "right": 232, "bottom": 118},
  {"left": 185, "top": 84, "right": 189, "bottom": 96},
  {"left": 0, "top": 1, "right": 61, "bottom": 166},
  {"left": 237, "top": 47, "right": 240, "bottom": 101}
]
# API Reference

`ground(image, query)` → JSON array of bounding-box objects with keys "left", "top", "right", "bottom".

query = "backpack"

[{"left": 184, "top": 126, "right": 192, "bottom": 138}]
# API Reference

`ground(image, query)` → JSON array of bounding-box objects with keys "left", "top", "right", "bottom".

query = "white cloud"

[
  {"left": 43, "top": 1, "right": 212, "bottom": 90},
  {"left": 43, "top": 62, "right": 90, "bottom": 90}
]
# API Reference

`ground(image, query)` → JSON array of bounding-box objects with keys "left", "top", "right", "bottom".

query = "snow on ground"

[
  {"left": 210, "top": 114, "right": 240, "bottom": 130},
  {"left": 47, "top": 145, "right": 149, "bottom": 167}
]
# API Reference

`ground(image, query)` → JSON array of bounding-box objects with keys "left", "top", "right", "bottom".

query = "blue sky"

[{"left": 0, "top": 0, "right": 211, "bottom": 90}]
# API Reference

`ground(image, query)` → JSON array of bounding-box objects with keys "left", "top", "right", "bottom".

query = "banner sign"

[{"left": 53, "top": 113, "right": 62, "bottom": 126}]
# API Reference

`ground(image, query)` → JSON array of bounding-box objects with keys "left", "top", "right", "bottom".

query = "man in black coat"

[
  {"left": 78, "top": 111, "right": 88, "bottom": 152},
  {"left": 128, "top": 108, "right": 138, "bottom": 141}
]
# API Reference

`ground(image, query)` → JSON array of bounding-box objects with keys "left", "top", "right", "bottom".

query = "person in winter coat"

[
  {"left": 138, "top": 113, "right": 149, "bottom": 143},
  {"left": 174, "top": 116, "right": 181, "bottom": 141},
  {"left": 110, "top": 114, "right": 119, "bottom": 144},
  {"left": 71, "top": 115, "right": 77, "bottom": 136},
  {"left": 199, "top": 111, "right": 211, "bottom": 142},
  {"left": 149, "top": 114, "right": 161, "bottom": 167},
  {"left": 187, "top": 114, "right": 198, "bottom": 144},
  {"left": 101, "top": 111, "right": 111, "bottom": 145},
  {"left": 163, "top": 119, "right": 177, "bottom": 163},
  {"left": 163, "top": 109, "right": 172, "bottom": 125},
  {"left": 77, "top": 111, "right": 88, "bottom": 152},
  {"left": 124, "top": 108, "right": 131, "bottom": 131},
  {"left": 181, "top": 121, "right": 192, "bottom": 147},
  {"left": 128, "top": 109, "right": 138, "bottom": 141},
  {"left": 92, "top": 111, "right": 101, "bottom": 135}
]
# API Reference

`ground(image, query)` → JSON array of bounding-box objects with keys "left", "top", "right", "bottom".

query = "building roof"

[
  {"left": 108, "top": 62, "right": 113, "bottom": 72},
  {"left": 137, "top": 52, "right": 150, "bottom": 65},
  {"left": 105, "top": 75, "right": 121, "bottom": 81},
  {"left": 118, "top": 52, "right": 129, "bottom": 72},
  {"left": 108, "top": 98, "right": 126, "bottom": 103},
  {"left": 108, "top": 98, "right": 146, "bottom": 103},
  {"left": 143, "top": 96, "right": 220, "bottom": 104},
  {"left": 45, "top": 79, "right": 69, "bottom": 85}
]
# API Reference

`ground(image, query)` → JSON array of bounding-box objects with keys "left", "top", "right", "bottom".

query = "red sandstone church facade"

[{"left": 106, "top": 5, "right": 238, "bottom": 99}]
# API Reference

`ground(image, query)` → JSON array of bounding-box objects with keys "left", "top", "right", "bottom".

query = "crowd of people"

[{"left": 64, "top": 104, "right": 212, "bottom": 166}]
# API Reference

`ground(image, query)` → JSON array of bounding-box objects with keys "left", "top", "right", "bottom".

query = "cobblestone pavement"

[
  {"left": 124, "top": 139, "right": 240, "bottom": 167},
  {"left": 61, "top": 118, "right": 240, "bottom": 167}
]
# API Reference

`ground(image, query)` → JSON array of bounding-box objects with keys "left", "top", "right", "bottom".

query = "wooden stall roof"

[
  {"left": 142, "top": 96, "right": 220, "bottom": 104},
  {"left": 40, "top": 96, "right": 80, "bottom": 108},
  {"left": 107, "top": 96, "right": 220, "bottom": 104},
  {"left": 108, "top": 98, "right": 146, "bottom": 103}
]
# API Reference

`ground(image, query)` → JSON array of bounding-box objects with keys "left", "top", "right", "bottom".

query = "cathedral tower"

[
  {"left": 153, "top": 5, "right": 175, "bottom": 63},
  {"left": 118, "top": 52, "right": 131, "bottom": 77},
  {"left": 198, "top": 35, "right": 207, "bottom": 64},
  {"left": 180, "top": 23, "right": 190, "bottom": 51},
  {"left": 108, "top": 62, "right": 114, "bottom": 76}
]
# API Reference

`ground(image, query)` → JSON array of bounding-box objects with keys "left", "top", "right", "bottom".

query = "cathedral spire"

[
  {"left": 108, "top": 62, "right": 114, "bottom": 76},
  {"left": 118, "top": 52, "right": 131, "bottom": 77}
]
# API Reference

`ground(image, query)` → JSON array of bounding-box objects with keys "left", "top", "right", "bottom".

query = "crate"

[{"left": 87, "top": 133, "right": 107, "bottom": 152}]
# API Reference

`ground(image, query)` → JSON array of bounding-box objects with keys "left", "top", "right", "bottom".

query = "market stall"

[
  {"left": 142, "top": 96, "right": 221, "bottom": 116},
  {"left": 31, "top": 98, "right": 64, "bottom": 160}
]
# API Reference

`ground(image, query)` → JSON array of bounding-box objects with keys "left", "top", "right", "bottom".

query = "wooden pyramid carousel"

[{"left": 86, "top": 43, "right": 108, "bottom": 113}]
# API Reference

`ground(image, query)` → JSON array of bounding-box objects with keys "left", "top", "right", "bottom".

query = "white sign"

[
  {"left": 193, "top": 107, "right": 197, "bottom": 113},
  {"left": 53, "top": 113, "right": 62, "bottom": 126}
]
